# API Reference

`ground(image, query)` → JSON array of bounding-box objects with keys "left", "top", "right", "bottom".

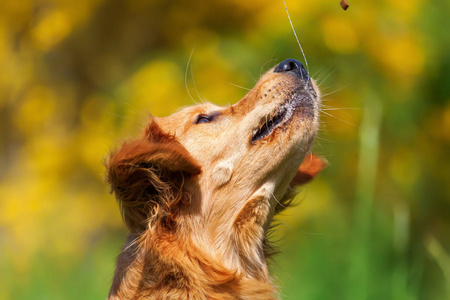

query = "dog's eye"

[{"left": 195, "top": 115, "right": 213, "bottom": 124}]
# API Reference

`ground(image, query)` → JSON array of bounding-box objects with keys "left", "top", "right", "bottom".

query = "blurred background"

[{"left": 0, "top": 0, "right": 449, "bottom": 299}]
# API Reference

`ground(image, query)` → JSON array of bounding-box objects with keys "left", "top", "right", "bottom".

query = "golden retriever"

[{"left": 106, "top": 58, "right": 325, "bottom": 299}]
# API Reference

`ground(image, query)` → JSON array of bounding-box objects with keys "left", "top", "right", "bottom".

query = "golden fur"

[{"left": 106, "top": 59, "right": 325, "bottom": 299}]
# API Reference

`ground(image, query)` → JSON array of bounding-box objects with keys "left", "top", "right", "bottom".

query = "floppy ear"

[
  {"left": 106, "top": 120, "right": 201, "bottom": 233},
  {"left": 290, "top": 153, "right": 327, "bottom": 186}
]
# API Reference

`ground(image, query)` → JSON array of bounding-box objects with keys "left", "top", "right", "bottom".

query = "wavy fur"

[{"left": 106, "top": 61, "right": 325, "bottom": 299}]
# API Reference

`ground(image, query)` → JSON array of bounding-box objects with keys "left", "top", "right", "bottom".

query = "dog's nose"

[{"left": 274, "top": 59, "right": 308, "bottom": 79}]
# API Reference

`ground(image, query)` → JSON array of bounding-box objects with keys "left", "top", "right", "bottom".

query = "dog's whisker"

[
  {"left": 311, "top": 65, "right": 330, "bottom": 79},
  {"left": 190, "top": 66, "right": 206, "bottom": 103},
  {"left": 320, "top": 84, "right": 352, "bottom": 98},
  {"left": 315, "top": 135, "right": 335, "bottom": 144},
  {"left": 319, "top": 84, "right": 344, "bottom": 92},
  {"left": 311, "top": 67, "right": 323, "bottom": 79},
  {"left": 317, "top": 69, "right": 337, "bottom": 86},
  {"left": 107, "top": 111, "right": 126, "bottom": 120},
  {"left": 315, "top": 67, "right": 337, "bottom": 87},
  {"left": 321, "top": 107, "right": 360, "bottom": 111},
  {"left": 260, "top": 58, "right": 277, "bottom": 77},
  {"left": 320, "top": 110, "right": 358, "bottom": 127},
  {"left": 226, "top": 81, "right": 252, "bottom": 91},
  {"left": 312, "top": 65, "right": 334, "bottom": 83},
  {"left": 247, "top": 69, "right": 258, "bottom": 83},
  {"left": 271, "top": 191, "right": 285, "bottom": 209},
  {"left": 185, "top": 48, "right": 200, "bottom": 105}
]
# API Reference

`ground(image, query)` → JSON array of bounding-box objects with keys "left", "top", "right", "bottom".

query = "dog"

[{"left": 106, "top": 58, "right": 325, "bottom": 299}]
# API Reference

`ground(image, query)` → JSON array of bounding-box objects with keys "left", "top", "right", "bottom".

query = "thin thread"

[{"left": 282, "top": 0, "right": 309, "bottom": 74}]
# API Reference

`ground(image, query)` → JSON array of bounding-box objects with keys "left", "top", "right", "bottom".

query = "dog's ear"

[
  {"left": 290, "top": 153, "right": 327, "bottom": 186},
  {"left": 106, "top": 120, "right": 201, "bottom": 233}
]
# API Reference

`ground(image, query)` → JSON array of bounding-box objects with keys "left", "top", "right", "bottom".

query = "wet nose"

[{"left": 274, "top": 58, "right": 308, "bottom": 79}]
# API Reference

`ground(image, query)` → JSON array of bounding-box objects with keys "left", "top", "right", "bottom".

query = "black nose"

[{"left": 274, "top": 59, "right": 308, "bottom": 79}]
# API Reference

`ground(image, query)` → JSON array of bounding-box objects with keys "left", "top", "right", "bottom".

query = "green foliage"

[{"left": 0, "top": 0, "right": 449, "bottom": 299}]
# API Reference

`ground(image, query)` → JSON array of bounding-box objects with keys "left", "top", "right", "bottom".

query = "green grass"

[{"left": 1, "top": 232, "right": 123, "bottom": 300}]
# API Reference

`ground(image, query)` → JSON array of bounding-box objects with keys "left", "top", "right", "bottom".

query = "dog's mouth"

[
  {"left": 251, "top": 92, "right": 315, "bottom": 144},
  {"left": 251, "top": 104, "right": 292, "bottom": 143}
]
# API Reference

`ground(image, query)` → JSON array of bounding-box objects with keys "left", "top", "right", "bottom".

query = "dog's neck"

[{"left": 108, "top": 229, "right": 278, "bottom": 300}]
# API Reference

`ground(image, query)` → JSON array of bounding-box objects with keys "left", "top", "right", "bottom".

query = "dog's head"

[{"left": 107, "top": 59, "right": 325, "bottom": 273}]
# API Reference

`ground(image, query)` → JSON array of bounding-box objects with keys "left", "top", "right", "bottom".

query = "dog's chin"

[{"left": 246, "top": 89, "right": 319, "bottom": 202}]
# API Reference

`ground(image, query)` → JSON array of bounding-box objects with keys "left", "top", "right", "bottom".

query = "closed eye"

[
  {"left": 195, "top": 115, "right": 213, "bottom": 124},
  {"left": 194, "top": 112, "right": 221, "bottom": 124}
]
